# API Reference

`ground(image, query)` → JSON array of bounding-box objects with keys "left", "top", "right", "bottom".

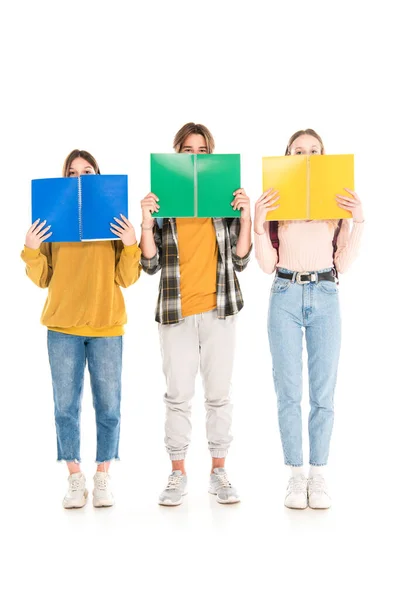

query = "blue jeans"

[
  {"left": 267, "top": 268, "right": 341, "bottom": 467},
  {"left": 47, "top": 331, "right": 122, "bottom": 463}
]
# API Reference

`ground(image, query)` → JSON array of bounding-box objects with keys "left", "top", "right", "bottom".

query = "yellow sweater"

[{"left": 21, "top": 241, "right": 141, "bottom": 336}]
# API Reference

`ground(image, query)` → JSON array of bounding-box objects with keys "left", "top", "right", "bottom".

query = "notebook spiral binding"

[{"left": 77, "top": 176, "right": 83, "bottom": 241}]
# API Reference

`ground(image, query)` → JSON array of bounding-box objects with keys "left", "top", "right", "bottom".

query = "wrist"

[
  {"left": 353, "top": 214, "right": 365, "bottom": 223},
  {"left": 254, "top": 220, "right": 265, "bottom": 235},
  {"left": 23, "top": 245, "right": 41, "bottom": 255},
  {"left": 141, "top": 220, "right": 154, "bottom": 231}
]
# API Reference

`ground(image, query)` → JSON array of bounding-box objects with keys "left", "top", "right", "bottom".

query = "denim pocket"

[
  {"left": 271, "top": 278, "right": 291, "bottom": 293},
  {"left": 318, "top": 280, "right": 338, "bottom": 294}
]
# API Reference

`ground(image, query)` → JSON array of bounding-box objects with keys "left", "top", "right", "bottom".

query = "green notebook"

[{"left": 150, "top": 154, "right": 240, "bottom": 218}]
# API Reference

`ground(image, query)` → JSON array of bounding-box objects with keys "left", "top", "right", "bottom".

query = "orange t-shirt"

[{"left": 176, "top": 218, "right": 218, "bottom": 318}]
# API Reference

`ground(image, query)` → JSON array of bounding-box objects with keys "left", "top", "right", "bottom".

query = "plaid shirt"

[{"left": 141, "top": 218, "right": 251, "bottom": 324}]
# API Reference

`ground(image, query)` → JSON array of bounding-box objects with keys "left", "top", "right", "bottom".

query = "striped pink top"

[{"left": 254, "top": 220, "right": 364, "bottom": 274}]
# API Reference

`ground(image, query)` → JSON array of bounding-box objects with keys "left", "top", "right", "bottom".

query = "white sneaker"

[
  {"left": 284, "top": 475, "right": 308, "bottom": 509},
  {"left": 209, "top": 468, "right": 240, "bottom": 504},
  {"left": 63, "top": 472, "right": 88, "bottom": 509},
  {"left": 93, "top": 472, "right": 115, "bottom": 508},
  {"left": 159, "top": 470, "right": 188, "bottom": 506},
  {"left": 308, "top": 475, "right": 331, "bottom": 509}
]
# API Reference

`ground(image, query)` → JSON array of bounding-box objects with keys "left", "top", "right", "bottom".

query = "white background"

[{"left": 1, "top": 1, "right": 399, "bottom": 598}]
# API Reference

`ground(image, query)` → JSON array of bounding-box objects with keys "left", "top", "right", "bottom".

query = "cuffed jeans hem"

[
  {"left": 309, "top": 462, "right": 328, "bottom": 467},
  {"left": 169, "top": 452, "right": 187, "bottom": 461},
  {"left": 57, "top": 458, "right": 81, "bottom": 463},
  {"left": 284, "top": 462, "right": 304, "bottom": 467},
  {"left": 95, "top": 457, "right": 120, "bottom": 464},
  {"left": 210, "top": 450, "right": 229, "bottom": 459}
]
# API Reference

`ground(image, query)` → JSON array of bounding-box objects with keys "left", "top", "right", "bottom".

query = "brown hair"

[
  {"left": 173, "top": 122, "right": 215, "bottom": 153},
  {"left": 285, "top": 129, "right": 325, "bottom": 155},
  {"left": 62, "top": 149, "right": 101, "bottom": 177}
]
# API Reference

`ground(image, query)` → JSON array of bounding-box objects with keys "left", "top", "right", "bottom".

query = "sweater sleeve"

[
  {"left": 21, "top": 243, "right": 53, "bottom": 288},
  {"left": 114, "top": 242, "right": 142, "bottom": 288},
  {"left": 254, "top": 222, "right": 278, "bottom": 274},
  {"left": 334, "top": 220, "right": 364, "bottom": 273}
]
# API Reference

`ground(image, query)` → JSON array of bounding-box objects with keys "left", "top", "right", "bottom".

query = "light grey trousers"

[{"left": 159, "top": 309, "right": 237, "bottom": 460}]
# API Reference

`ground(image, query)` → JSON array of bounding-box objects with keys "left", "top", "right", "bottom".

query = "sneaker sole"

[
  {"left": 158, "top": 491, "right": 188, "bottom": 507},
  {"left": 308, "top": 493, "right": 331, "bottom": 510},
  {"left": 284, "top": 504, "right": 308, "bottom": 510},
  {"left": 93, "top": 499, "right": 115, "bottom": 508},
  {"left": 209, "top": 490, "right": 241, "bottom": 504},
  {"left": 63, "top": 489, "right": 88, "bottom": 509}
]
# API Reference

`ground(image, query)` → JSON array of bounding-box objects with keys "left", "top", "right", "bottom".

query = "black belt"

[{"left": 277, "top": 270, "right": 336, "bottom": 284}]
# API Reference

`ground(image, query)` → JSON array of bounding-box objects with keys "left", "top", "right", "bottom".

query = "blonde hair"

[
  {"left": 281, "top": 129, "right": 338, "bottom": 229},
  {"left": 62, "top": 149, "right": 100, "bottom": 177},
  {"left": 173, "top": 122, "right": 215, "bottom": 153}
]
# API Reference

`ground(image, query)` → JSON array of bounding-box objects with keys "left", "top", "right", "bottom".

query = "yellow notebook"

[{"left": 262, "top": 154, "right": 354, "bottom": 220}]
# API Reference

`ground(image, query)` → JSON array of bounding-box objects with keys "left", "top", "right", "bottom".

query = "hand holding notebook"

[
  {"left": 25, "top": 218, "right": 53, "bottom": 249},
  {"left": 109, "top": 214, "right": 137, "bottom": 246}
]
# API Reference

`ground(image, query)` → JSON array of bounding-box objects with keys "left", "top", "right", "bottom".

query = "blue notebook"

[{"left": 31, "top": 175, "right": 128, "bottom": 242}]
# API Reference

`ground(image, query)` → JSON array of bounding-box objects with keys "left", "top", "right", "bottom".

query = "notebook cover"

[
  {"left": 151, "top": 154, "right": 194, "bottom": 217},
  {"left": 197, "top": 154, "right": 239, "bottom": 218},
  {"left": 80, "top": 174, "right": 129, "bottom": 241},
  {"left": 31, "top": 177, "right": 80, "bottom": 242},
  {"left": 263, "top": 155, "right": 353, "bottom": 221},
  {"left": 263, "top": 156, "right": 307, "bottom": 221},
  {"left": 309, "top": 155, "right": 353, "bottom": 220}
]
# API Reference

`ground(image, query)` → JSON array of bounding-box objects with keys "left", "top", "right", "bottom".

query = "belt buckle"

[{"left": 296, "top": 271, "right": 310, "bottom": 284}]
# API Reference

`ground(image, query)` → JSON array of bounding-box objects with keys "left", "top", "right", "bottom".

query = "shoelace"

[
  {"left": 288, "top": 477, "right": 307, "bottom": 494},
  {"left": 214, "top": 472, "right": 232, "bottom": 490},
  {"left": 166, "top": 475, "right": 182, "bottom": 490},
  {"left": 308, "top": 476, "right": 327, "bottom": 495},
  {"left": 70, "top": 478, "right": 82, "bottom": 492},
  {"left": 95, "top": 476, "right": 108, "bottom": 491}
]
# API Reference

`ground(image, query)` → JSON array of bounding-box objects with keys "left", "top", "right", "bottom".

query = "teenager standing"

[
  {"left": 21, "top": 150, "right": 141, "bottom": 508},
  {"left": 254, "top": 129, "right": 364, "bottom": 509},
  {"left": 140, "top": 123, "right": 252, "bottom": 505}
]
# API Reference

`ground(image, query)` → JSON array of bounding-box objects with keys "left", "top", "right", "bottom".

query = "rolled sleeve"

[
  {"left": 140, "top": 251, "right": 161, "bottom": 274},
  {"left": 231, "top": 245, "right": 252, "bottom": 271}
]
